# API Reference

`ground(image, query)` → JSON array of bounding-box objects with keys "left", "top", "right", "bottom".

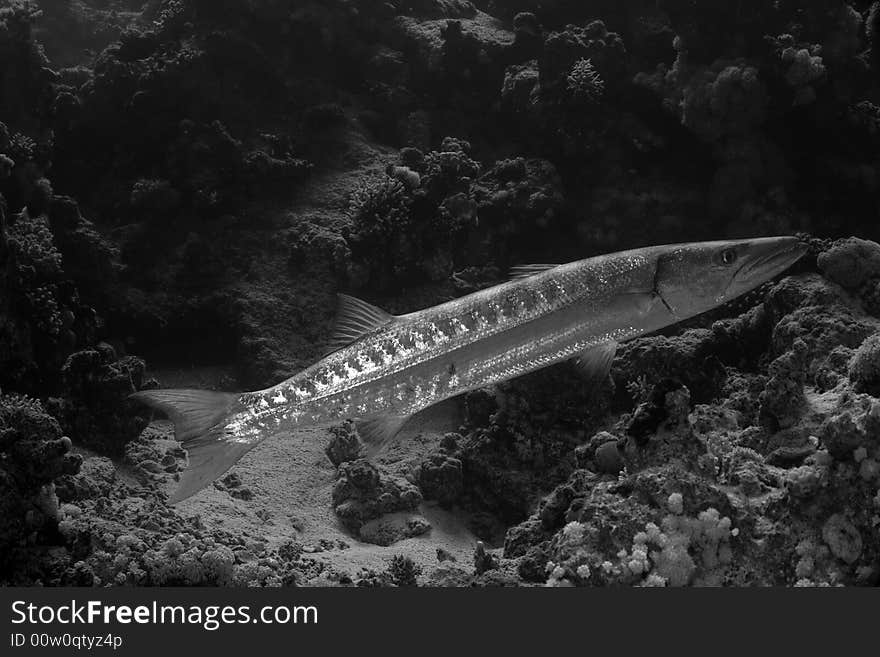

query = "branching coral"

[
  {"left": 385, "top": 554, "right": 423, "bottom": 586},
  {"left": 566, "top": 58, "right": 604, "bottom": 103},
  {"left": 344, "top": 175, "right": 413, "bottom": 288},
  {"left": 346, "top": 176, "right": 413, "bottom": 248}
]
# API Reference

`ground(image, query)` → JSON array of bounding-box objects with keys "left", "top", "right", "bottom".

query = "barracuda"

[{"left": 132, "top": 236, "right": 807, "bottom": 503}]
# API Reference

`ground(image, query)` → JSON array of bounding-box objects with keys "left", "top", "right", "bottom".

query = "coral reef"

[{"left": 2, "top": 0, "right": 880, "bottom": 588}]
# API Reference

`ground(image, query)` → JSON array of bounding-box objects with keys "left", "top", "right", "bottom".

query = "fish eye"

[{"left": 719, "top": 248, "right": 738, "bottom": 266}]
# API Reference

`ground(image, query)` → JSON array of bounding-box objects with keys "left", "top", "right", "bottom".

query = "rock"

[
  {"left": 538, "top": 484, "right": 576, "bottom": 530},
  {"left": 359, "top": 513, "right": 432, "bottom": 546},
  {"left": 325, "top": 421, "right": 362, "bottom": 467},
  {"left": 626, "top": 379, "right": 690, "bottom": 441},
  {"left": 594, "top": 441, "right": 625, "bottom": 474},
  {"left": 822, "top": 514, "right": 862, "bottom": 564},
  {"left": 474, "top": 541, "right": 498, "bottom": 574},
  {"left": 418, "top": 453, "right": 463, "bottom": 505},
  {"left": 766, "top": 443, "right": 816, "bottom": 467},
  {"left": 848, "top": 333, "right": 880, "bottom": 396},
  {"left": 758, "top": 340, "right": 808, "bottom": 430},
  {"left": 332, "top": 459, "right": 422, "bottom": 532},
  {"left": 213, "top": 472, "right": 253, "bottom": 500},
  {"left": 820, "top": 394, "right": 880, "bottom": 460},
  {"left": 60, "top": 503, "right": 82, "bottom": 519},
  {"left": 437, "top": 547, "right": 457, "bottom": 562},
  {"left": 139, "top": 459, "right": 162, "bottom": 474}
]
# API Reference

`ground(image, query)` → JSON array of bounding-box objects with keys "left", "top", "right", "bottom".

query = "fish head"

[{"left": 653, "top": 236, "right": 807, "bottom": 320}]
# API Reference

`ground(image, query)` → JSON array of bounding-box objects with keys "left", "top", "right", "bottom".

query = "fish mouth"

[{"left": 737, "top": 236, "right": 808, "bottom": 284}]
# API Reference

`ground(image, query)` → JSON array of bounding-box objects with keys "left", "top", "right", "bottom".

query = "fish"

[{"left": 131, "top": 236, "right": 807, "bottom": 503}]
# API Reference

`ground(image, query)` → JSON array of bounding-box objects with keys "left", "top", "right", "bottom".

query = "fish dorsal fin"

[
  {"left": 572, "top": 341, "right": 618, "bottom": 389},
  {"left": 356, "top": 414, "right": 411, "bottom": 456},
  {"left": 328, "top": 293, "right": 396, "bottom": 352},
  {"left": 508, "top": 264, "right": 560, "bottom": 281}
]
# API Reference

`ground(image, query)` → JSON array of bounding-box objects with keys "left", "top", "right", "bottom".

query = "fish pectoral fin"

[
  {"left": 508, "top": 263, "right": 561, "bottom": 281},
  {"left": 356, "top": 414, "right": 411, "bottom": 456},
  {"left": 326, "top": 293, "right": 397, "bottom": 353},
  {"left": 571, "top": 341, "right": 618, "bottom": 390}
]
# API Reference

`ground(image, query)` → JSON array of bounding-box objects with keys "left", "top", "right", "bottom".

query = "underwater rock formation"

[
  {"left": 332, "top": 458, "right": 423, "bottom": 539},
  {"left": 479, "top": 254, "right": 880, "bottom": 586}
]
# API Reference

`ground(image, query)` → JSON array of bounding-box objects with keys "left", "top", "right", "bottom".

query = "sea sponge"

[{"left": 848, "top": 333, "right": 880, "bottom": 395}]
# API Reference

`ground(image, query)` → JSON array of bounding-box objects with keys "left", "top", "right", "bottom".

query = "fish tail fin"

[{"left": 130, "top": 389, "right": 255, "bottom": 504}]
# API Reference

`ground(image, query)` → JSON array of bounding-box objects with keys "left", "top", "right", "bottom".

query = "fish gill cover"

[{"left": 0, "top": 0, "right": 878, "bottom": 587}]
